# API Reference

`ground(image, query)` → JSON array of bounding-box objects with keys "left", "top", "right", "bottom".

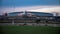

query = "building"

[{"left": 0, "top": 11, "right": 60, "bottom": 24}]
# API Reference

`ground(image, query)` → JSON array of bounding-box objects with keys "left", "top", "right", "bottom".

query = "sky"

[
  {"left": 0, "top": 0, "right": 60, "bottom": 7},
  {"left": 0, "top": 0, "right": 60, "bottom": 15}
]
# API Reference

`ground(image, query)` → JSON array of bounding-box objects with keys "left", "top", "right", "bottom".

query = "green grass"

[{"left": 0, "top": 26, "right": 60, "bottom": 34}]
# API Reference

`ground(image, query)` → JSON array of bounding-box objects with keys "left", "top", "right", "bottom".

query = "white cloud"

[
  {"left": 0, "top": 5, "right": 60, "bottom": 15},
  {"left": 28, "top": 7, "right": 60, "bottom": 13}
]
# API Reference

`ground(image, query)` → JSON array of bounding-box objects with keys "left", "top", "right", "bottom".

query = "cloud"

[
  {"left": 28, "top": 7, "right": 60, "bottom": 13},
  {"left": 0, "top": 5, "right": 60, "bottom": 15}
]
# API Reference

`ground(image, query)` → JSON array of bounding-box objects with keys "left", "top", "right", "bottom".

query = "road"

[{"left": 0, "top": 23, "right": 60, "bottom": 27}]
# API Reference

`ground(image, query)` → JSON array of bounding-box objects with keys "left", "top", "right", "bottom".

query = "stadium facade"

[{"left": 0, "top": 11, "right": 60, "bottom": 24}]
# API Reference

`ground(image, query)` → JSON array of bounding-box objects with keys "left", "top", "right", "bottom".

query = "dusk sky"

[{"left": 0, "top": 0, "right": 60, "bottom": 15}]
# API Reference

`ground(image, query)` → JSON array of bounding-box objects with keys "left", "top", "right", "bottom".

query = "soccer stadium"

[{"left": 0, "top": 10, "right": 60, "bottom": 26}]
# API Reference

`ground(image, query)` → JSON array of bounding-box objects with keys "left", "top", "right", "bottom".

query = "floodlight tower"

[
  {"left": 52, "top": 12, "right": 59, "bottom": 16},
  {"left": 3, "top": 12, "right": 8, "bottom": 16},
  {"left": 23, "top": 10, "right": 26, "bottom": 15}
]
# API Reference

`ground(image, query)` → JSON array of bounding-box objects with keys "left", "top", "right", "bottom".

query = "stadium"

[
  {"left": 0, "top": 11, "right": 60, "bottom": 34},
  {"left": 0, "top": 11, "right": 60, "bottom": 25}
]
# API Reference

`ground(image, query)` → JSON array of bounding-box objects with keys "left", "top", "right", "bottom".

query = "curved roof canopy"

[{"left": 8, "top": 11, "right": 53, "bottom": 16}]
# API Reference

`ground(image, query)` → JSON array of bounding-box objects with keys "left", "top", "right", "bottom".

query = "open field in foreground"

[{"left": 0, "top": 26, "right": 60, "bottom": 34}]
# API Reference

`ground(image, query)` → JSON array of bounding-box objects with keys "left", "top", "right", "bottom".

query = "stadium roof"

[{"left": 8, "top": 11, "right": 53, "bottom": 16}]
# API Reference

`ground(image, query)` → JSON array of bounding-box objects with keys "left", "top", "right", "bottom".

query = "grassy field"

[{"left": 0, "top": 26, "right": 60, "bottom": 34}]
